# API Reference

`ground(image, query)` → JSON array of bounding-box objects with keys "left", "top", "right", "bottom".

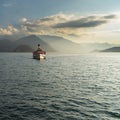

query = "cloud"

[
  {"left": 103, "top": 14, "right": 116, "bottom": 19},
  {"left": 0, "top": 12, "right": 118, "bottom": 43},
  {"left": 0, "top": 26, "right": 18, "bottom": 35},
  {"left": 19, "top": 13, "right": 117, "bottom": 40},
  {"left": 2, "top": 0, "right": 17, "bottom": 7},
  {"left": 20, "top": 13, "right": 76, "bottom": 35},
  {"left": 53, "top": 14, "right": 116, "bottom": 28},
  {"left": 19, "top": 18, "right": 27, "bottom": 23},
  {"left": 53, "top": 19, "right": 107, "bottom": 28}
]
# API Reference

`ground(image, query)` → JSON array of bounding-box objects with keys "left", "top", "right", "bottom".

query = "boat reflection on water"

[{"left": 33, "top": 44, "right": 46, "bottom": 60}]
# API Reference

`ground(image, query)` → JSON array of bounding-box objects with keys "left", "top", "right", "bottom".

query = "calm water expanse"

[{"left": 0, "top": 53, "right": 120, "bottom": 120}]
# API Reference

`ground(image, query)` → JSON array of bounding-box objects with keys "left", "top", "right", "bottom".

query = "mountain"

[
  {"left": 14, "top": 45, "right": 33, "bottom": 52},
  {"left": 0, "top": 34, "right": 117, "bottom": 53},
  {"left": 39, "top": 35, "right": 81, "bottom": 53},
  {"left": 100, "top": 47, "right": 120, "bottom": 52},
  {"left": 0, "top": 39, "right": 14, "bottom": 52},
  {"left": 0, "top": 35, "right": 82, "bottom": 53},
  {"left": 0, "top": 35, "right": 55, "bottom": 52},
  {"left": 40, "top": 35, "right": 115, "bottom": 53},
  {"left": 14, "top": 35, "right": 55, "bottom": 52},
  {"left": 80, "top": 43, "right": 115, "bottom": 52}
]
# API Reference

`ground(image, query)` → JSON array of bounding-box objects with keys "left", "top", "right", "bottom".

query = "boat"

[{"left": 33, "top": 44, "right": 46, "bottom": 60}]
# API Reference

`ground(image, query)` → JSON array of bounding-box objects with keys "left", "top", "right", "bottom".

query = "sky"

[{"left": 1, "top": 0, "right": 120, "bottom": 44}]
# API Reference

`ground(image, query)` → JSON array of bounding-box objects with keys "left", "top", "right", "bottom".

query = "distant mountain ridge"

[
  {"left": 100, "top": 47, "right": 120, "bottom": 52},
  {"left": 40, "top": 35, "right": 116, "bottom": 53},
  {"left": 14, "top": 35, "right": 55, "bottom": 52},
  {"left": 0, "top": 35, "right": 55, "bottom": 52},
  {"left": 0, "top": 39, "right": 14, "bottom": 52},
  {"left": 0, "top": 34, "right": 118, "bottom": 53}
]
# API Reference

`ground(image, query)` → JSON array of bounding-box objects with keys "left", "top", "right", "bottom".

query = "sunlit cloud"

[
  {"left": 20, "top": 13, "right": 117, "bottom": 39},
  {"left": 0, "top": 26, "right": 18, "bottom": 35},
  {"left": 0, "top": 12, "right": 119, "bottom": 43},
  {"left": 19, "top": 18, "right": 27, "bottom": 23}
]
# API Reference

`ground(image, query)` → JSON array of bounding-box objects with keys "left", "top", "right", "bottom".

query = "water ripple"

[{"left": 0, "top": 53, "right": 120, "bottom": 120}]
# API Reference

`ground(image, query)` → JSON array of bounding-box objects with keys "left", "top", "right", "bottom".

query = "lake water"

[{"left": 0, "top": 53, "right": 120, "bottom": 120}]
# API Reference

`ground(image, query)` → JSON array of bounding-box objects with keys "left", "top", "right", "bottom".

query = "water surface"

[{"left": 0, "top": 53, "right": 120, "bottom": 120}]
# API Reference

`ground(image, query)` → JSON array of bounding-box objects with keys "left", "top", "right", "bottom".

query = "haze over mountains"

[{"left": 0, "top": 35, "right": 119, "bottom": 53}]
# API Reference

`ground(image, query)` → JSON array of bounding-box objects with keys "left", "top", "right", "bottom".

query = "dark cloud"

[
  {"left": 53, "top": 14, "right": 116, "bottom": 29},
  {"left": 68, "top": 33, "right": 80, "bottom": 37},
  {"left": 103, "top": 14, "right": 116, "bottom": 19},
  {"left": 53, "top": 19, "right": 107, "bottom": 28},
  {"left": 40, "top": 17, "right": 53, "bottom": 21}
]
